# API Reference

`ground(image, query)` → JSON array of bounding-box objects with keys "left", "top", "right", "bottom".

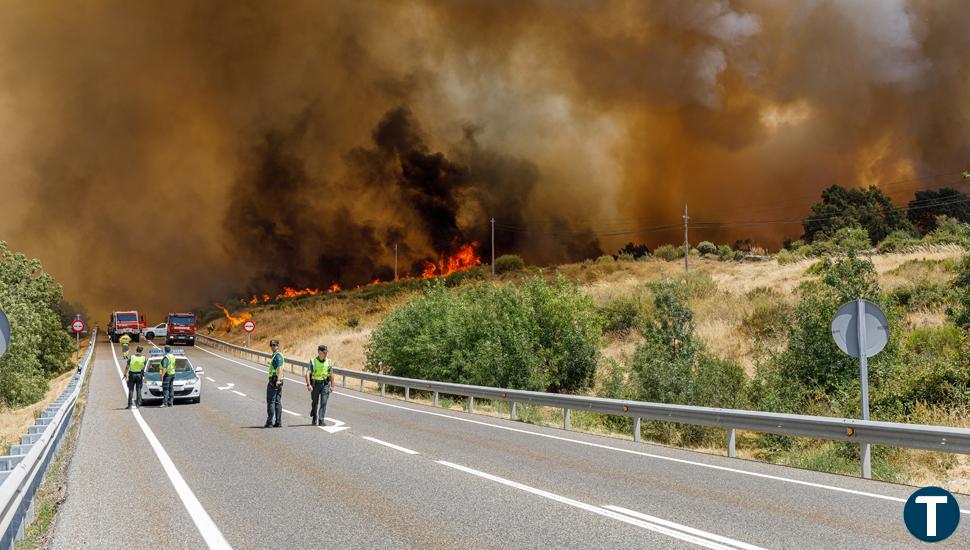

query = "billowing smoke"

[{"left": 1, "top": 1, "right": 969, "bottom": 317}]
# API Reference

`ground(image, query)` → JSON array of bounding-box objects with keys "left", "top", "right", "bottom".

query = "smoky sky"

[{"left": 1, "top": 0, "right": 969, "bottom": 318}]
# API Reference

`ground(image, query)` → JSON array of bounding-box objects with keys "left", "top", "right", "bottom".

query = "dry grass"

[{"left": 0, "top": 369, "right": 76, "bottom": 454}]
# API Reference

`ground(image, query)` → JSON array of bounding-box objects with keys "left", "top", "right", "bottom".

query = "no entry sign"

[
  {"left": 243, "top": 320, "right": 256, "bottom": 333},
  {"left": 71, "top": 319, "right": 86, "bottom": 333}
]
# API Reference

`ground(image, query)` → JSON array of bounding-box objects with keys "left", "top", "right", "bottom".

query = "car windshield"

[
  {"left": 116, "top": 314, "right": 137, "bottom": 322},
  {"left": 170, "top": 316, "right": 194, "bottom": 325},
  {"left": 146, "top": 358, "right": 193, "bottom": 374}
]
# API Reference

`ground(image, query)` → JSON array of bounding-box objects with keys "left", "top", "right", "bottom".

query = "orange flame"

[
  {"left": 327, "top": 283, "right": 342, "bottom": 293},
  {"left": 214, "top": 303, "right": 252, "bottom": 328},
  {"left": 422, "top": 242, "right": 481, "bottom": 278},
  {"left": 274, "top": 287, "right": 320, "bottom": 300}
]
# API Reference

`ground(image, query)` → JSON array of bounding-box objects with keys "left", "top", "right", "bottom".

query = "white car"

[{"left": 143, "top": 323, "right": 167, "bottom": 340}]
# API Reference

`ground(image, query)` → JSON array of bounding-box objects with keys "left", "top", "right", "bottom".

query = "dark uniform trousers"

[
  {"left": 266, "top": 378, "right": 283, "bottom": 426},
  {"left": 162, "top": 374, "right": 175, "bottom": 406},
  {"left": 127, "top": 373, "right": 143, "bottom": 407},
  {"left": 310, "top": 381, "right": 331, "bottom": 423}
]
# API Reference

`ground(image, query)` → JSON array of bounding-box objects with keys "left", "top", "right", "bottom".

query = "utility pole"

[
  {"left": 490, "top": 218, "right": 496, "bottom": 276},
  {"left": 683, "top": 203, "right": 689, "bottom": 273},
  {"left": 394, "top": 243, "right": 398, "bottom": 280}
]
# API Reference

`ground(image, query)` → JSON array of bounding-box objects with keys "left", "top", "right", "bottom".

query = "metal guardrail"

[
  {"left": 0, "top": 329, "right": 96, "bottom": 549},
  {"left": 197, "top": 332, "right": 970, "bottom": 478}
]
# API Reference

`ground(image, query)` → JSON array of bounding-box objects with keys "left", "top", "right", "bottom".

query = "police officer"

[
  {"left": 161, "top": 345, "right": 177, "bottom": 407},
  {"left": 123, "top": 345, "right": 147, "bottom": 409},
  {"left": 265, "top": 339, "right": 284, "bottom": 428},
  {"left": 119, "top": 333, "right": 132, "bottom": 360},
  {"left": 304, "top": 345, "right": 334, "bottom": 426}
]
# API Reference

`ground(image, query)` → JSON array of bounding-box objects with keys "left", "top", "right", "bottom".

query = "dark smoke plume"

[{"left": 2, "top": 1, "right": 970, "bottom": 318}]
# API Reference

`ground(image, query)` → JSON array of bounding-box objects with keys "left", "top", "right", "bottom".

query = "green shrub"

[
  {"left": 0, "top": 242, "right": 73, "bottom": 407},
  {"left": 885, "top": 327, "right": 970, "bottom": 409},
  {"left": 811, "top": 226, "right": 871, "bottom": 255},
  {"left": 924, "top": 215, "right": 970, "bottom": 247},
  {"left": 697, "top": 241, "right": 717, "bottom": 256},
  {"left": 494, "top": 254, "right": 525, "bottom": 274},
  {"left": 345, "top": 317, "right": 360, "bottom": 328},
  {"left": 595, "top": 255, "right": 615, "bottom": 264},
  {"left": 443, "top": 265, "right": 489, "bottom": 287},
  {"left": 776, "top": 249, "right": 805, "bottom": 265},
  {"left": 717, "top": 244, "right": 733, "bottom": 261},
  {"left": 366, "top": 276, "right": 602, "bottom": 393},
  {"left": 654, "top": 244, "right": 683, "bottom": 262},
  {"left": 616, "top": 253, "right": 635, "bottom": 263},
  {"left": 598, "top": 296, "right": 643, "bottom": 336},
  {"left": 889, "top": 281, "right": 953, "bottom": 311},
  {"left": 877, "top": 230, "right": 920, "bottom": 253},
  {"left": 950, "top": 253, "right": 970, "bottom": 328},
  {"left": 741, "top": 302, "right": 790, "bottom": 342}
]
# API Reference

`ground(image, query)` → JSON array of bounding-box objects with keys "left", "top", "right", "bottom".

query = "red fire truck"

[
  {"left": 108, "top": 310, "right": 146, "bottom": 342},
  {"left": 165, "top": 312, "right": 196, "bottom": 346}
]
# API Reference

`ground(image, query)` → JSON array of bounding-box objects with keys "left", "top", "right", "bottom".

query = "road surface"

[{"left": 51, "top": 339, "right": 969, "bottom": 549}]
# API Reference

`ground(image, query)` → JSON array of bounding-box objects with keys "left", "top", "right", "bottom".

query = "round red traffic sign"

[
  {"left": 71, "top": 319, "right": 85, "bottom": 333},
  {"left": 242, "top": 320, "right": 256, "bottom": 333}
]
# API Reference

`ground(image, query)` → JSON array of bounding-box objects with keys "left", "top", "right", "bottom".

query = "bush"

[
  {"left": 493, "top": 254, "right": 525, "bottom": 274},
  {"left": 366, "top": 276, "right": 602, "bottom": 393},
  {"left": 616, "top": 253, "right": 635, "bottom": 263},
  {"left": 595, "top": 255, "right": 615, "bottom": 264},
  {"left": 0, "top": 242, "right": 73, "bottom": 407},
  {"left": 950, "top": 253, "right": 970, "bottom": 328},
  {"left": 598, "top": 296, "right": 643, "bottom": 336},
  {"left": 716, "top": 244, "right": 735, "bottom": 261},
  {"left": 810, "top": 226, "right": 871, "bottom": 255},
  {"left": 877, "top": 230, "right": 920, "bottom": 253},
  {"left": 653, "top": 244, "right": 683, "bottom": 262},
  {"left": 697, "top": 241, "right": 717, "bottom": 256},
  {"left": 776, "top": 249, "right": 805, "bottom": 265},
  {"left": 617, "top": 242, "right": 650, "bottom": 259},
  {"left": 924, "top": 215, "right": 970, "bottom": 247},
  {"left": 889, "top": 281, "right": 953, "bottom": 311},
  {"left": 885, "top": 327, "right": 970, "bottom": 409}
]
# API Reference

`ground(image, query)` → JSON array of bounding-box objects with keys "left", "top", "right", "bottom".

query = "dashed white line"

[
  {"left": 109, "top": 343, "right": 231, "bottom": 549},
  {"left": 436, "top": 460, "right": 755, "bottom": 550},
  {"left": 282, "top": 409, "right": 301, "bottom": 417},
  {"left": 231, "top": 390, "right": 246, "bottom": 397},
  {"left": 361, "top": 436, "right": 420, "bottom": 455},
  {"left": 205, "top": 376, "right": 215, "bottom": 382}
]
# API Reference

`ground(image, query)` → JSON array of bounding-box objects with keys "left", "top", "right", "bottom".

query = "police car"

[{"left": 141, "top": 350, "right": 204, "bottom": 404}]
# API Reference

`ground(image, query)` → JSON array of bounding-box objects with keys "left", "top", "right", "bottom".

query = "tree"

[
  {"left": 802, "top": 185, "right": 913, "bottom": 244},
  {"left": 907, "top": 188, "right": 970, "bottom": 234}
]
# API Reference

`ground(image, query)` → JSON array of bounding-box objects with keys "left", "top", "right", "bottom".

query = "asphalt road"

[{"left": 51, "top": 338, "right": 970, "bottom": 549}]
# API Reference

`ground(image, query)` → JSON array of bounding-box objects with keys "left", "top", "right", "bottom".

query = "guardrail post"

[
  {"left": 468, "top": 396, "right": 475, "bottom": 413},
  {"left": 342, "top": 374, "right": 346, "bottom": 388},
  {"left": 634, "top": 417, "right": 641, "bottom": 443},
  {"left": 405, "top": 387, "right": 410, "bottom": 401},
  {"left": 433, "top": 391, "right": 439, "bottom": 407},
  {"left": 510, "top": 401, "right": 517, "bottom": 420},
  {"left": 727, "top": 428, "right": 736, "bottom": 458},
  {"left": 861, "top": 443, "right": 871, "bottom": 479},
  {"left": 359, "top": 379, "right": 364, "bottom": 392},
  {"left": 380, "top": 383, "right": 385, "bottom": 397},
  {"left": 563, "top": 409, "right": 570, "bottom": 431}
]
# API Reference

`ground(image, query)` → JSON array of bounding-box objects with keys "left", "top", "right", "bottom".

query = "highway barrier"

[
  {"left": 197, "top": 332, "right": 970, "bottom": 478},
  {"left": 0, "top": 329, "right": 96, "bottom": 549}
]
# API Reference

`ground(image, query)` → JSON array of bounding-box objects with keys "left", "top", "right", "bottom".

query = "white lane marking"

[
  {"left": 109, "top": 343, "right": 232, "bottom": 549},
  {"left": 603, "top": 505, "right": 764, "bottom": 550},
  {"left": 217, "top": 383, "right": 235, "bottom": 391},
  {"left": 320, "top": 417, "right": 349, "bottom": 434},
  {"left": 282, "top": 409, "right": 301, "bottom": 417},
  {"left": 205, "top": 377, "right": 216, "bottom": 382},
  {"left": 195, "top": 346, "right": 350, "bottom": 434},
  {"left": 196, "top": 345, "right": 961, "bottom": 514},
  {"left": 437, "top": 460, "right": 747, "bottom": 550},
  {"left": 361, "top": 436, "right": 420, "bottom": 455},
  {"left": 231, "top": 390, "right": 246, "bottom": 397}
]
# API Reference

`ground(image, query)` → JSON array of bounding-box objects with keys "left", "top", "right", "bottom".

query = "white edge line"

[
  {"left": 436, "top": 460, "right": 736, "bottom": 550},
  {"left": 603, "top": 505, "right": 765, "bottom": 550},
  {"left": 195, "top": 345, "right": 970, "bottom": 515},
  {"left": 230, "top": 390, "right": 246, "bottom": 397},
  {"left": 361, "top": 436, "right": 420, "bottom": 455},
  {"left": 109, "top": 342, "right": 232, "bottom": 549}
]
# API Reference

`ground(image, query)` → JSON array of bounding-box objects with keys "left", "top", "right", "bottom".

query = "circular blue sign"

[{"left": 904, "top": 486, "right": 960, "bottom": 542}]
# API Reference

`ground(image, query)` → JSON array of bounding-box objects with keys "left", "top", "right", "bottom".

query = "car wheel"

[
  {"left": 146, "top": 332, "right": 154, "bottom": 340},
  {"left": 111, "top": 334, "right": 119, "bottom": 343}
]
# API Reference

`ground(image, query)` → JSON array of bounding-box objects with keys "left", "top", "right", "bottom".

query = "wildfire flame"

[
  {"left": 422, "top": 242, "right": 481, "bottom": 278},
  {"left": 275, "top": 286, "right": 320, "bottom": 300},
  {"left": 214, "top": 303, "right": 252, "bottom": 329}
]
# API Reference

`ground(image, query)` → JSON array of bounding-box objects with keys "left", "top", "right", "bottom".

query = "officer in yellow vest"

[
  {"left": 304, "top": 345, "right": 334, "bottom": 426},
  {"left": 265, "top": 339, "right": 284, "bottom": 428},
  {"left": 161, "top": 345, "right": 177, "bottom": 407},
  {"left": 119, "top": 333, "right": 132, "bottom": 360},
  {"left": 123, "top": 346, "right": 147, "bottom": 409}
]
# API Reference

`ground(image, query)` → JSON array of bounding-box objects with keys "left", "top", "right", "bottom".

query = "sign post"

[
  {"left": 831, "top": 299, "right": 889, "bottom": 479},
  {"left": 70, "top": 316, "right": 86, "bottom": 369},
  {"left": 0, "top": 307, "right": 10, "bottom": 361},
  {"left": 243, "top": 319, "right": 256, "bottom": 348}
]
